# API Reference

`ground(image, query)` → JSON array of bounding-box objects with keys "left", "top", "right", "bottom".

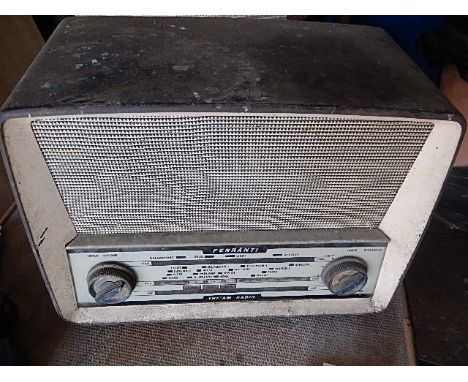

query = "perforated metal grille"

[{"left": 31, "top": 114, "right": 433, "bottom": 234}]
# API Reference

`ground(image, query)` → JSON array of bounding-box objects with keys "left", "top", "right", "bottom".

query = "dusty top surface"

[{"left": 1, "top": 16, "right": 460, "bottom": 121}]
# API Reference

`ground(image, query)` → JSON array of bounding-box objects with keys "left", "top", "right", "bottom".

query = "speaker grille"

[{"left": 31, "top": 114, "right": 433, "bottom": 234}]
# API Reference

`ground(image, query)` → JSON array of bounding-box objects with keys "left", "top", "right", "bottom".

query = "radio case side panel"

[
  {"left": 1, "top": 117, "right": 78, "bottom": 320},
  {"left": 376, "top": 120, "right": 462, "bottom": 310}
]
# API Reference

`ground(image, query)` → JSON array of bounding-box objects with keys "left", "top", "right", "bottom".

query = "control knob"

[
  {"left": 87, "top": 263, "right": 136, "bottom": 305},
  {"left": 321, "top": 257, "right": 368, "bottom": 296}
]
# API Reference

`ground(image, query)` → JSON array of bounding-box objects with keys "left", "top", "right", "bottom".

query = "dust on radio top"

[{"left": 0, "top": 16, "right": 460, "bottom": 123}]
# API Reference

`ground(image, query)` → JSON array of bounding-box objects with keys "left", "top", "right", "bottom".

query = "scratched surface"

[{"left": 2, "top": 17, "right": 460, "bottom": 124}]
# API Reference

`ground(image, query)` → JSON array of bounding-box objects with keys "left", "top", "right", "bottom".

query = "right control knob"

[{"left": 321, "top": 257, "right": 368, "bottom": 296}]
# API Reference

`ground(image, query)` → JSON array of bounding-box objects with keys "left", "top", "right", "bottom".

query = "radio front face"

[
  {"left": 67, "top": 230, "right": 388, "bottom": 306},
  {"left": 2, "top": 113, "right": 462, "bottom": 323},
  {"left": 27, "top": 113, "right": 415, "bottom": 309}
]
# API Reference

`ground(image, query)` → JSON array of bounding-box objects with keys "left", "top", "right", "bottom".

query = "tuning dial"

[
  {"left": 87, "top": 263, "right": 136, "bottom": 305},
  {"left": 321, "top": 257, "right": 368, "bottom": 296}
]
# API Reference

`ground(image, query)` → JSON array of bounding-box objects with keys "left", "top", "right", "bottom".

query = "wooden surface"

[
  {"left": 441, "top": 65, "right": 468, "bottom": 167},
  {"left": 0, "top": 16, "right": 44, "bottom": 215},
  {"left": 0, "top": 16, "right": 44, "bottom": 104}
]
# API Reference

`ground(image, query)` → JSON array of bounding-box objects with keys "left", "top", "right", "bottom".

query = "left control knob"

[{"left": 87, "top": 263, "right": 136, "bottom": 305}]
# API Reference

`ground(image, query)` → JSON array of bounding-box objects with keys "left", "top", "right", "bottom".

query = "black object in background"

[
  {"left": 419, "top": 16, "right": 468, "bottom": 82},
  {"left": 33, "top": 16, "right": 69, "bottom": 41},
  {"left": 405, "top": 167, "right": 468, "bottom": 365},
  {"left": 435, "top": 167, "right": 468, "bottom": 232},
  {"left": 0, "top": 294, "right": 25, "bottom": 365}
]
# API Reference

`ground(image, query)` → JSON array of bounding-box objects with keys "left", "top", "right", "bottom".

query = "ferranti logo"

[{"left": 212, "top": 247, "right": 261, "bottom": 254}]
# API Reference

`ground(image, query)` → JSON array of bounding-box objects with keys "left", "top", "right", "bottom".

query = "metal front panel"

[
  {"left": 67, "top": 230, "right": 387, "bottom": 306},
  {"left": 31, "top": 114, "right": 433, "bottom": 235}
]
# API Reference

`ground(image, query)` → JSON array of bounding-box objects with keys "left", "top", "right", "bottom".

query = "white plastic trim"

[{"left": 2, "top": 113, "right": 461, "bottom": 323}]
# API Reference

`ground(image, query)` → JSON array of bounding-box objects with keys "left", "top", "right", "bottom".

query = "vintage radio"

[{"left": 0, "top": 17, "right": 463, "bottom": 323}]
